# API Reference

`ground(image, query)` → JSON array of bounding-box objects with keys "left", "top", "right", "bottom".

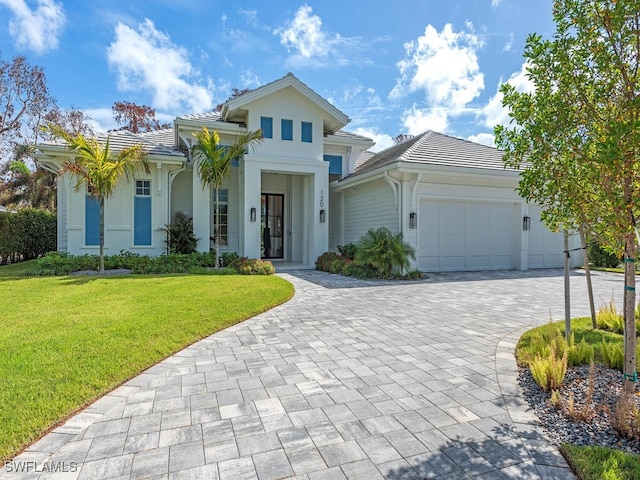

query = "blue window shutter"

[
  {"left": 85, "top": 195, "right": 100, "bottom": 246},
  {"left": 281, "top": 119, "right": 293, "bottom": 141},
  {"left": 323, "top": 155, "right": 343, "bottom": 175},
  {"left": 260, "top": 117, "right": 273, "bottom": 138},
  {"left": 301, "top": 122, "right": 312, "bottom": 143},
  {"left": 134, "top": 196, "right": 152, "bottom": 245}
]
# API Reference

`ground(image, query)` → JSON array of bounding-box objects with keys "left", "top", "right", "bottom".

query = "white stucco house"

[{"left": 36, "top": 73, "right": 578, "bottom": 271}]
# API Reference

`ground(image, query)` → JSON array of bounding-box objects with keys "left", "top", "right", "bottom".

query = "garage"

[
  {"left": 418, "top": 199, "right": 518, "bottom": 271},
  {"left": 526, "top": 204, "right": 565, "bottom": 268}
]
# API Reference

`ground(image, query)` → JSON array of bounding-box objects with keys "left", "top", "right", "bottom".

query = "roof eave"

[{"left": 323, "top": 133, "right": 375, "bottom": 148}]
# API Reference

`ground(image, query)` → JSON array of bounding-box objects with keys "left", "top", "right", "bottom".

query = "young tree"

[
  {"left": 495, "top": 0, "right": 640, "bottom": 390},
  {"left": 191, "top": 127, "right": 262, "bottom": 267},
  {"left": 46, "top": 124, "right": 149, "bottom": 272},
  {"left": 112, "top": 101, "right": 170, "bottom": 133}
]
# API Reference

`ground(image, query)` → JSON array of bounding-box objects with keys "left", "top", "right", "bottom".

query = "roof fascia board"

[
  {"left": 323, "top": 134, "right": 374, "bottom": 148},
  {"left": 35, "top": 146, "right": 185, "bottom": 165},
  {"left": 174, "top": 118, "right": 245, "bottom": 133}
]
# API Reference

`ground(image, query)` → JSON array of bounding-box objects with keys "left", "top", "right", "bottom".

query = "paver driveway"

[{"left": 2, "top": 269, "right": 624, "bottom": 479}]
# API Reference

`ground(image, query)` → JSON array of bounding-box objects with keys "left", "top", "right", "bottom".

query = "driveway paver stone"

[{"left": 2, "top": 268, "right": 625, "bottom": 479}]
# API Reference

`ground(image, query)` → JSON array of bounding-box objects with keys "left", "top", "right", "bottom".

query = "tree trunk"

[
  {"left": 580, "top": 228, "right": 597, "bottom": 329},
  {"left": 215, "top": 187, "right": 220, "bottom": 268},
  {"left": 623, "top": 233, "right": 637, "bottom": 392},
  {"left": 564, "top": 231, "right": 571, "bottom": 340},
  {"left": 99, "top": 196, "right": 105, "bottom": 273}
]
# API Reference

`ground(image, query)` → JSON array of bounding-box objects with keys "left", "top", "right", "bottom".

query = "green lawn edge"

[
  {"left": 0, "top": 271, "right": 294, "bottom": 462},
  {"left": 560, "top": 444, "right": 640, "bottom": 480}
]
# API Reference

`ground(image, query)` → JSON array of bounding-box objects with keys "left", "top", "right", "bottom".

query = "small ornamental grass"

[{"left": 530, "top": 339, "right": 568, "bottom": 391}]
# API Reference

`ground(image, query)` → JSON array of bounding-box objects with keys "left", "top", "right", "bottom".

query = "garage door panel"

[
  {"left": 418, "top": 200, "right": 516, "bottom": 272},
  {"left": 527, "top": 205, "right": 564, "bottom": 268}
]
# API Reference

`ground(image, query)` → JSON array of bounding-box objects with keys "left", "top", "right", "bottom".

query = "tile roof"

[
  {"left": 348, "top": 131, "right": 513, "bottom": 178},
  {"left": 331, "top": 130, "right": 374, "bottom": 142},
  {"left": 175, "top": 111, "right": 222, "bottom": 122}
]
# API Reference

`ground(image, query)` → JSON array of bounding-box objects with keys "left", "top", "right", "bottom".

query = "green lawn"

[
  {"left": 561, "top": 444, "right": 640, "bottom": 480},
  {"left": 0, "top": 265, "right": 293, "bottom": 462}
]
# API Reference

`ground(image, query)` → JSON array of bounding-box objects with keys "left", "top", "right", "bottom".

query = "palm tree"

[
  {"left": 191, "top": 127, "right": 262, "bottom": 267},
  {"left": 355, "top": 227, "right": 416, "bottom": 277},
  {"left": 46, "top": 124, "right": 149, "bottom": 272}
]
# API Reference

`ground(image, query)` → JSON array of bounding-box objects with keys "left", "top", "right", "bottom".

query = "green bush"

[
  {"left": 342, "top": 262, "right": 381, "bottom": 279},
  {"left": 0, "top": 209, "right": 56, "bottom": 264},
  {"left": 601, "top": 338, "right": 625, "bottom": 371},
  {"left": 530, "top": 339, "right": 568, "bottom": 391},
  {"left": 316, "top": 252, "right": 350, "bottom": 273},
  {"left": 354, "top": 227, "right": 416, "bottom": 278},
  {"left": 588, "top": 242, "right": 620, "bottom": 268},
  {"left": 33, "top": 251, "right": 264, "bottom": 276},
  {"left": 162, "top": 212, "right": 198, "bottom": 254},
  {"left": 568, "top": 337, "right": 595, "bottom": 366},
  {"left": 337, "top": 243, "right": 358, "bottom": 260}
]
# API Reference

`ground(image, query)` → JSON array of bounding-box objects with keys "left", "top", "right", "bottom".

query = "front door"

[{"left": 261, "top": 193, "right": 284, "bottom": 259}]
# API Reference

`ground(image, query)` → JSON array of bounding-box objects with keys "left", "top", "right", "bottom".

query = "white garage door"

[
  {"left": 527, "top": 204, "right": 565, "bottom": 268},
  {"left": 418, "top": 200, "right": 517, "bottom": 271}
]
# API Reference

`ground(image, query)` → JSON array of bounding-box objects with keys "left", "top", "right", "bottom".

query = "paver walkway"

[{"left": 2, "top": 269, "right": 624, "bottom": 480}]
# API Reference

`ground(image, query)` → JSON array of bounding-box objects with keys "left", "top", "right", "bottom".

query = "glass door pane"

[{"left": 261, "top": 193, "right": 284, "bottom": 259}]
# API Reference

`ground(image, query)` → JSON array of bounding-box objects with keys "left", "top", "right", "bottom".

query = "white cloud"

[
  {"left": 274, "top": 5, "right": 366, "bottom": 67},
  {"left": 352, "top": 127, "right": 394, "bottom": 153},
  {"left": 492, "top": 0, "right": 503, "bottom": 6},
  {"left": 0, "top": 0, "right": 65, "bottom": 54},
  {"left": 83, "top": 108, "right": 118, "bottom": 134},
  {"left": 391, "top": 22, "right": 484, "bottom": 134},
  {"left": 503, "top": 32, "right": 514, "bottom": 52},
  {"left": 481, "top": 61, "right": 534, "bottom": 128},
  {"left": 107, "top": 18, "right": 213, "bottom": 113},
  {"left": 468, "top": 132, "right": 495, "bottom": 147},
  {"left": 402, "top": 105, "right": 449, "bottom": 135}
]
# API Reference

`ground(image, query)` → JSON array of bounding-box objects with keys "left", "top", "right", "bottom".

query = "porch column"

[
  {"left": 192, "top": 166, "right": 210, "bottom": 253},
  {"left": 311, "top": 169, "right": 329, "bottom": 263},
  {"left": 518, "top": 202, "right": 529, "bottom": 271},
  {"left": 242, "top": 160, "right": 261, "bottom": 259}
]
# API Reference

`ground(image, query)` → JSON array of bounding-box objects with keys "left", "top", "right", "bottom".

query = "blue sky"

[{"left": 0, "top": 0, "right": 553, "bottom": 151}]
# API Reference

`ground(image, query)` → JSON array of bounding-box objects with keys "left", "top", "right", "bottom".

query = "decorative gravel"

[{"left": 519, "top": 364, "right": 640, "bottom": 455}]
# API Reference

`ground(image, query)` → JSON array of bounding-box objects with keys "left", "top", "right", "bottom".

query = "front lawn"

[{"left": 0, "top": 268, "right": 293, "bottom": 462}]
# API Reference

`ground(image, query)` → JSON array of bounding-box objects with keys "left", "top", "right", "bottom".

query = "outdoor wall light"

[
  {"left": 319, "top": 209, "right": 326, "bottom": 223},
  {"left": 409, "top": 212, "right": 417, "bottom": 229},
  {"left": 250, "top": 207, "right": 257, "bottom": 222},
  {"left": 523, "top": 216, "right": 531, "bottom": 231}
]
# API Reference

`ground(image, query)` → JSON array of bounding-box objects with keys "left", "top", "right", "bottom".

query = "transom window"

[{"left": 136, "top": 180, "right": 151, "bottom": 196}]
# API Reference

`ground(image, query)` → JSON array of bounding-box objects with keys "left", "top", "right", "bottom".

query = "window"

[
  {"left": 213, "top": 188, "right": 228, "bottom": 246},
  {"left": 281, "top": 119, "right": 293, "bottom": 141},
  {"left": 260, "top": 116, "right": 273, "bottom": 139},
  {"left": 85, "top": 188, "right": 100, "bottom": 246},
  {"left": 301, "top": 121, "right": 312, "bottom": 143},
  {"left": 323, "top": 155, "right": 343, "bottom": 175},
  {"left": 134, "top": 180, "right": 152, "bottom": 245}
]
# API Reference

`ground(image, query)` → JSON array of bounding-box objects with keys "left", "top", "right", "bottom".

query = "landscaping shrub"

[
  {"left": 613, "top": 392, "right": 640, "bottom": 442},
  {"left": 354, "top": 227, "right": 416, "bottom": 278},
  {"left": 162, "top": 212, "right": 198, "bottom": 254},
  {"left": 601, "top": 338, "right": 625, "bottom": 371},
  {"left": 32, "top": 251, "right": 272, "bottom": 275},
  {"left": 530, "top": 339, "right": 568, "bottom": 391},
  {"left": 337, "top": 243, "right": 358, "bottom": 260},
  {"left": 0, "top": 209, "right": 56, "bottom": 264},
  {"left": 342, "top": 262, "right": 381, "bottom": 279},
  {"left": 568, "top": 337, "right": 595, "bottom": 366},
  {"left": 588, "top": 242, "right": 620, "bottom": 268},
  {"left": 315, "top": 252, "right": 350, "bottom": 274}
]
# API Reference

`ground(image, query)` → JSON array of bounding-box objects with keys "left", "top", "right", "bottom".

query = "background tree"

[
  {"left": 192, "top": 127, "right": 262, "bottom": 267},
  {"left": 495, "top": 0, "right": 640, "bottom": 390},
  {"left": 215, "top": 88, "right": 251, "bottom": 112},
  {"left": 46, "top": 124, "right": 149, "bottom": 272},
  {"left": 112, "top": 101, "right": 170, "bottom": 133},
  {"left": 393, "top": 133, "right": 414, "bottom": 144}
]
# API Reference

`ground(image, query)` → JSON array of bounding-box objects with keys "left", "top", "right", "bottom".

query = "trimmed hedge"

[
  {"left": 32, "top": 251, "right": 275, "bottom": 276},
  {"left": 0, "top": 209, "right": 56, "bottom": 264}
]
